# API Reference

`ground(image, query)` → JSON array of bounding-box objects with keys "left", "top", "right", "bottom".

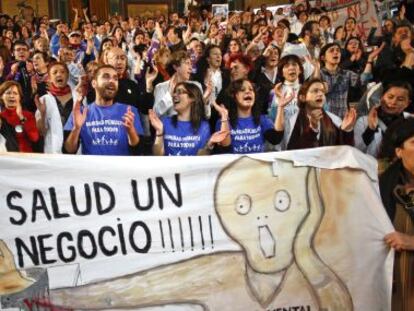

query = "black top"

[
  {"left": 0, "top": 117, "right": 19, "bottom": 151},
  {"left": 115, "top": 78, "right": 141, "bottom": 111}
]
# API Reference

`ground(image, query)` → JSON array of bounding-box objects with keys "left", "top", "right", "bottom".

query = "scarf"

[
  {"left": 378, "top": 108, "right": 403, "bottom": 128},
  {"left": 157, "top": 64, "right": 170, "bottom": 81},
  {"left": 284, "top": 79, "right": 301, "bottom": 89},
  {"left": 69, "top": 43, "right": 81, "bottom": 50},
  {"left": 48, "top": 83, "right": 72, "bottom": 97},
  {"left": 288, "top": 109, "right": 338, "bottom": 149}
]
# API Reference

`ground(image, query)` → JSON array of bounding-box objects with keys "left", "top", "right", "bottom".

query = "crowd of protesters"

[
  {"left": 0, "top": 1, "right": 414, "bottom": 308},
  {"left": 0, "top": 2, "right": 412, "bottom": 159}
]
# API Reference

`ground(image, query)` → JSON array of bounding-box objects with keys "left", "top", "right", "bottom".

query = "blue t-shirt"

[
  {"left": 64, "top": 102, "right": 144, "bottom": 155},
  {"left": 216, "top": 115, "right": 273, "bottom": 154},
  {"left": 163, "top": 117, "right": 210, "bottom": 156}
]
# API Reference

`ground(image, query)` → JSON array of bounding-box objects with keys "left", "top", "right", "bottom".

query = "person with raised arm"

[{"left": 63, "top": 65, "right": 143, "bottom": 155}]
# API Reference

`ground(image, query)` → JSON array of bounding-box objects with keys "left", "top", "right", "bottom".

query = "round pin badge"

[{"left": 15, "top": 125, "right": 23, "bottom": 133}]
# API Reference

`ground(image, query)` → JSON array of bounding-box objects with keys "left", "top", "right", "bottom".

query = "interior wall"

[
  {"left": 0, "top": 0, "right": 49, "bottom": 17},
  {"left": 244, "top": 0, "right": 290, "bottom": 10}
]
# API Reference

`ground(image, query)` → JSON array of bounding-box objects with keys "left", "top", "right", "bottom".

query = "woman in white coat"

[{"left": 35, "top": 62, "right": 84, "bottom": 153}]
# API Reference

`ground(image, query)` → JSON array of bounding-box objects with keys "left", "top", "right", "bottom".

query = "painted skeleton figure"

[{"left": 0, "top": 157, "right": 353, "bottom": 310}]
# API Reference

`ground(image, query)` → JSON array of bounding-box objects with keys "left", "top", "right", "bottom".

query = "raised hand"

[
  {"left": 0, "top": 56, "right": 4, "bottom": 74},
  {"left": 30, "top": 75, "right": 38, "bottom": 95},
  {"left": 203, "top": 72, "right": 213, "bottom": 101},
  {"left": 25, "top": 61, "right": 34, "bottom": 74},
  {"left": 278, "top": 91, "right": 295, "bottom": 108},
  {"left": 148, "top": 109, "right": 163, "bottom": 135},
  {"left": 123, "top": 106, "right": 135, "bottom": 132},
  {"left": 212, "top": 101, "right": 228, "bottom": 120},
  {"left": 86, "top": 33, "right": 94, "bottom": 44},
  {"left": 273, "top": 82, "right": 283, "bottom": 99},
  {"left": 15, "top": 103, "right": 23, "bottom": 120},
  {"left": 184, "top": 24, "right": 192, "bottom": 41},
  {"left": 263, "top": 44, "right": 274, "bottom": 58},
  {"left": 208, "top": 130, "right": 230, "bottom": 147},
  {"left": 73, "top": 98, "right": 87, "bottom": 130},
  {"left": 305, "top": 56, "right": 321, "bottom": 77},
  {"left": 75, "top": 75, "right": 88, "bottom": 98},
  {"left": 10, "top": 62, "right": 19, "bottom": 75},
  {"left": 274, "top": 83, "right": 295, "bottom": 107},
  {"left": 401, "top": 38, "right": 414, "bottom": 55},
  {"left": 351, "top": 49, "right": 362, "bottom": 62},
  {"left": 34, "top": 95, "right": 46, "bottom": 116},
  {"left": 309, "top": 109, "right": 323, "bottom": 130},
  {"left": 367, "top": 42, "right": 386, "bottom": 63},
  {"left": 367, "top": 104, "right": 379, "bottom": 130},
  {"left": 145, "top": 65, "right": 158, "bottom": 85},
  {"left": 402, "top": 52, "right": 414, "bottom": 68},
  {"left": 341, "top": 107, "right": 357, "bottom": 132}
]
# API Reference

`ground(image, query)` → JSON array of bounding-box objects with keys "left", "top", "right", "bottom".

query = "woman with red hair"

[{"left": 0, "top": 81, "right": 39, "bottom": 152}]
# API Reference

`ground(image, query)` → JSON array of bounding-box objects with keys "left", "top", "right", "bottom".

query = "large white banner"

[
  {"left": 318, "top": 0, "right": 381, "bottom": 41},
  {"left": 0, "top": 147, "right": 394, "bottom": 311}
]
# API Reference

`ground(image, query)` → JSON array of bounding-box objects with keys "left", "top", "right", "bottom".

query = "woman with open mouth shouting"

[
  {"left": 149, "top": 82, "right": 230, "bottom": 156},
  {"left": 0, "top": 81, "right": 39, "bottom": 152},
  {"left": 219, "top": 78, "right": 292, "bottom": 154},
  {"left": 35, "top": 62, "right": 80, "bottom": 153},
  {"left": 276, "top": 78, "right": 356, "bottom": 150},
  {"left": 268, "top": 54, "right": 304, "bottom": 124}
]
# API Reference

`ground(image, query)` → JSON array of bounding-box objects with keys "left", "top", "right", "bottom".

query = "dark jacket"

[{"left": 379, "top": 160, "right": 404, "bottom": 221}]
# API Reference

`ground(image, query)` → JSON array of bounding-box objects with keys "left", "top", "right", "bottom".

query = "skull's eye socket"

[
  {"left": 274, "top": 190, "right": 291, "bottom": 212},
  {"left": 235, "top": 194, "right": 252, "bottom": 215}
]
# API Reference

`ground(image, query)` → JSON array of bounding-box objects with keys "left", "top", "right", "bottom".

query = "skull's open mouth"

[{"left": 258, "top": 225, "right": 275, "bottom": 258}]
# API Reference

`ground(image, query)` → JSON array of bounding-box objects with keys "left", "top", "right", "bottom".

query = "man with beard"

[
  {"left": 299, "top": 21, "right": 321, "bottom": 59},
  {"left": 63, "top": 65, "right": 143, "bottom": 155}
]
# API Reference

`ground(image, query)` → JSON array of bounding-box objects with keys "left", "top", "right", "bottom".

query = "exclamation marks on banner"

[
  {"left": 208, "top": 215, "right": 214, "bottom": 249},
  {"left": 188, "top": 216, "right": 194, "bottom": 251},
  {"left": 158, "top": 215, "right": 214, "bottom": 253},
  {"left": 178, "top": 217, "right": 184, "bottom": 252},
  {"left": 167, "top": 218, "right": 175, "bottom": 252},
  {"left": 158, "top": 220, "right": 165, "bottom": 251},
  {"left": 198, "top": 216, "right": 205, "bottom": 250}
]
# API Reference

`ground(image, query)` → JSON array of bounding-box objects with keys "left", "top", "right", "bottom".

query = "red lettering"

[
  {"left": 23, "top": 298, "right": 73, "bottom": 311},
  {"left": 357, "top": 21, "right": 370, "bottom": 40},
  {"left": 23, "top": 299, "right": 34, "bottom": 311},
  {"left": 347, "top": 4, "right": 359, "bottom": 18}
]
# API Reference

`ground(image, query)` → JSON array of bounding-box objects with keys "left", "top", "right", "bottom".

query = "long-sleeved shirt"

[
  {"left": 321, "top": 67, "right": 371, "bottom": 119},
  {"left": 0, "top": 109, "right": 39, "bottom": 152}
]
